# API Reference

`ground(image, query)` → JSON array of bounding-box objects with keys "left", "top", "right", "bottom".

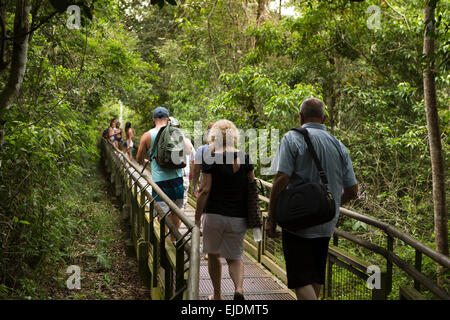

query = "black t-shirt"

[{"left": 201, "top": 151, "right": 254, "bottom": 218}]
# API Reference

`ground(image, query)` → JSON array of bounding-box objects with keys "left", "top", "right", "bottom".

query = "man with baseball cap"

[{"left": 137, "top": 107, "right": 186, "bottom": 242}]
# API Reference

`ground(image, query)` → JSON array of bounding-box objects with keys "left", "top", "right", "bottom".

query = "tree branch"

[
  {"left": 384, "top": 0, "right": 420, "bottom": 63},
  {"left": 207, "top": 0, "right": 222, "bottom": 76}
]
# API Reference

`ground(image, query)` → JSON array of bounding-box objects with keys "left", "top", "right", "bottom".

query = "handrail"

[
  {"left": 255, "top": 177, "right": 449, "bottom": 299},
  {"left": 118, "top": 149, "right": 196, "bottom": 230},
  {"left": 102, "top": 139, "right": 200, "bottom": 299},
  {"left": 339, "top": 207, "right": 450, "bottom": 270},
  {"left": 334, "top": 229, "right": 449, "bottom": 300},
  {"left": 256, "top": 178, "right": 450, "bottom": 270}
]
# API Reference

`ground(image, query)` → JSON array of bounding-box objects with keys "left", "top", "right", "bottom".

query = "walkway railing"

[
  {"left": 251, "top": 178, "right": 450, "bottom": 300},
  {"left": 100, "top": 138, "right": 200, "bottom": 300}
]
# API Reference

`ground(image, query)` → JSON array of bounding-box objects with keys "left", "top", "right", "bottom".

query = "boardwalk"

[{"left": 182, "top": 205, "right": 295, "bottom": 300}]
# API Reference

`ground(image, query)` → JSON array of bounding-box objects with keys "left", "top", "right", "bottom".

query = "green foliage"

[{"left": 0, "top": 1, "right": 159, "bottom": 297}]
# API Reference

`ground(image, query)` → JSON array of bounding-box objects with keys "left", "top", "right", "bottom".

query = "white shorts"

[
  {"left": 202, "top": 213, "right": 247, "bottom": 260},
  {"left": 154, "top": 199, "right": 184, "bottom": 217},
  {"left": 183, "top": 176, "right": 190, "bottom": 208}
]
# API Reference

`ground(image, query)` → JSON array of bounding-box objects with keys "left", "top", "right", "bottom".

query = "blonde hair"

[{"left": 207, "top": 119, "right": 239, "bottom": 151}]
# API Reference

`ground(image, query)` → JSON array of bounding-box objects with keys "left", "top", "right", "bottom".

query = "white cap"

[{"left": 169, "top": 117, "right": 180, "bottom": 127}]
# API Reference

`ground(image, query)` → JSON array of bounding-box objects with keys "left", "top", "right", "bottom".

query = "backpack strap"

[
  {"left": 141, "top": 126, "right": 166, "bottom": 173},
  {"left": 290, "top": 127, "right": 329, "bottom": 186},
  {"left": 149, "top": 126, "right": 166, "bottom": 160}
]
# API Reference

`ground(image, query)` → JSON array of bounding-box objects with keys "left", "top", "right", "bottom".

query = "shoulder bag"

[{"left": 275, "top": 128, "right": 336, "bottom": 232}]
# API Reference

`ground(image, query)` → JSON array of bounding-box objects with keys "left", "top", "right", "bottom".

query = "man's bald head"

[
  {"left": 300, "top": 97, "right": 325, "bottom": 120},
  {"left": 299, "top": 97, "right": 327, "bottom": 125}
]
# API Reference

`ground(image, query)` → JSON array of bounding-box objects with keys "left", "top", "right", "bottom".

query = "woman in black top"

[{"left": 195, "top": 120, "right": 254, "bottom": 300}]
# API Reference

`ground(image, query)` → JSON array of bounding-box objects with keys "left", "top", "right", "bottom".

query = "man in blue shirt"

[{"left": 267, "top": 97, "right": 358, "bottom": 300}]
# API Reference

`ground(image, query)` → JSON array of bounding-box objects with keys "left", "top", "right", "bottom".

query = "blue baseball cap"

[{"left": 153, "top": 107, "right": 169, "bottom": 118}]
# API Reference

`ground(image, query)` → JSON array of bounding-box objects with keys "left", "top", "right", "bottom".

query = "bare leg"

[
  {"left": 295, "top": 284, "right": 318, "bottom": 300},
  {"left": 313, "top": 283, "right": 322, "bottom": 299},
  {"left": 168, "top": 213, "right": 181, "bottom": 242},
  {"left": 226, "top": 259, "right": 244, "bottom": 295},
  {"left": 208, "top": 253, "right": 222, "bottom": 300}
]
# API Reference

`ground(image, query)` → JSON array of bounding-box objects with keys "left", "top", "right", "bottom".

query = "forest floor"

[{"left": 47, "top": 163, "right": 150, "bottom": 300}]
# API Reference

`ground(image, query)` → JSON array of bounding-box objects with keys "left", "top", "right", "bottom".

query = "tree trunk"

[
  {"left": 423, "top": 0, "right": 448, "bottom": 285},
  {"left": 0, "top": 1, "right": 7, "bottom": 73},
  {"left": 256, "top": 0, "right": 269, "bottom": 27},
  {"left": 0, "top": 0, "right": 31, "bottom": 146},
  {"left": 0, "top": 0, "right": 31, "bottom": 112}
]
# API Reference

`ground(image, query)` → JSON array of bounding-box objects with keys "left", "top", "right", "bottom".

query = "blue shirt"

[
  {"left": 148, "top": 128, "right": 183, "bottom": 183},
  {"left": 270, "top": 123, "right": 357, "bottom": 238}
]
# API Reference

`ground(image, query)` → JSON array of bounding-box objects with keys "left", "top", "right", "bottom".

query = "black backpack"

[
  {"left": 275, "top": 128, "right": 336, "bottom": 231},
  {"left": 102, "top": 128, "right": 109, "bottom": 139}
]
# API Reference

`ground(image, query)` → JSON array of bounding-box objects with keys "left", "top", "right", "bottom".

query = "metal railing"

[
  {"left": 249, "top": 178, "right": 450, "bottom": 300},
  {"left": 100, "top": 138, "right": 200, "bottom": 300}
]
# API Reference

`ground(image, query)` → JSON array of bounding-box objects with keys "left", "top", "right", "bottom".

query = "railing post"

[
  {"left": 414, "top": 250, "right": 422, "bottom": 291},
  {"left": 326, "top": 258, "right": 333, "bottom": 299},
  {"left": 137, "top": 191, "right": 150, "bottom": 288},
  {"left": 187, "top": 226, "right": 200, "bottom": 300},
  {"left": 386, "top": 235, "right": 393, "bottom": 295},
  {"left": 175, "top": 241, "right": 185, "bottom": 299},
  {"left": 159, "top": 212, "right": 172, "bottom": 299},
  {"left": 115, "top": 164, "right": 122, "bottom": 197},
  {"left": 149, "top": 201, "right": 160, "bottom": 299},
  {"left": 261, "top": 215, "right": 267, "bottom": 258}
]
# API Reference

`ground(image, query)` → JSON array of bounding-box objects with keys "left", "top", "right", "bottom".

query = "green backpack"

[{"left": 149, "top": 121, "right": 187, "bottom": 169}]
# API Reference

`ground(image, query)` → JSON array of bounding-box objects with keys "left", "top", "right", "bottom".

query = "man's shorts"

[
  {"left": 152, "top": 177, "right": 184, "bottom": 202},
  {"left": 282, "top": 229, "right": 330, "bottom": 289},
  {"left": 152, "top": 177, "right": 184, "bottom": 214},
  {"left": 202, "top": 213, "right": 247, "bottom": 260}
]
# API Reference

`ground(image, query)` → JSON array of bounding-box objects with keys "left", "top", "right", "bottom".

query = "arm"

[
  {"left": 127, "top": 129, "right": 133, "bottom": 145},
  {"left": 136, "top": 132, "right": 152, "bottom": 165},
  {"left": 341, "top": 184, "right": 358, "bottom": 206},
  {"left": 192, "top": 163, "right": 201, "bottom": 196},
  {"left": 248, "top": 169, "right": 255, "bottom": 181},
  {"left": 195, "top": 172, "right": 212, "bottom": 229},
  {"left": 189, "top": 159, "right": 194, "bottom": 181},
  {"left": 266, "top": 171, "right": 290, "bottom": 238}
]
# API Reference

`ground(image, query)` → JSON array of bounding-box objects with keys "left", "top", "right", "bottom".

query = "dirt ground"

[{"left": 51, "top": 170, "right": 150, "bottom": 300}]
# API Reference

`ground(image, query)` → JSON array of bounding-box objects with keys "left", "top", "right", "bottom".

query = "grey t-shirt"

[{"left": 270, "top": 123, "right": 357, "bottom": 238}]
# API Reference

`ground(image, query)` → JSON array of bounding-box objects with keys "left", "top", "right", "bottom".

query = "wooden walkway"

[
  {"left": 123, "top": 154, "right": 295, "bottom": 300},
  {"left": 182, "top": 205, "right": 296, "bottom": 300}
]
